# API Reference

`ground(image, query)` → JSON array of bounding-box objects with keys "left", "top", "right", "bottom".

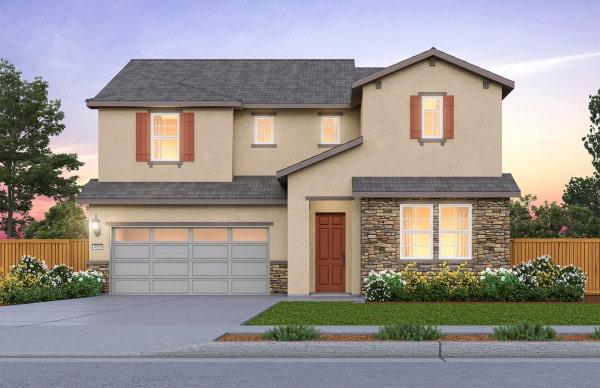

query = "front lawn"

[{"left": 246, "top": 302, "right": 600, "bottom": 326}]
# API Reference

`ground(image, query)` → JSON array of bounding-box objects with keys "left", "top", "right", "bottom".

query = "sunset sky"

[{"left": 1, "top": 0, "right": 599, "bottom": 220}]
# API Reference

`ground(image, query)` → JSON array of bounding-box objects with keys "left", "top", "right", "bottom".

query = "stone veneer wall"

[
  {"left": 270, "top": 261, "right": 288, "bottom": 294},
  {"left": 87, "top": 261, "right": 110, "bottom": 293},
  {"left": 360, "top": 198, "right": 511, "bottom": 292}
]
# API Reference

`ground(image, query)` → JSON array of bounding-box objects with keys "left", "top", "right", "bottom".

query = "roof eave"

[
  {"left": 351, "top": 48, "right": 515, "bottom": 99},
  {"left": 85, "top": 100, "right": 243, "bottom": 109},
  {"left": 353, "top": 191, "right": 521, "bottom": 198}
]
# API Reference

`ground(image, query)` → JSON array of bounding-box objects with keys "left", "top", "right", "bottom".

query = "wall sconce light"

[{"left": 90, "top": 214, "right": 102, "bottom": 237}]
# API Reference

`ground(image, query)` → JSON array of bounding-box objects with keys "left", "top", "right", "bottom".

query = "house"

[{"left": 79, "top": 48, "right": 520, "bottom": 296}]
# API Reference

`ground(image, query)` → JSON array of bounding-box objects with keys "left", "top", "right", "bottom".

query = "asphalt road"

[{"left": 1, "top": 358, "right": 600, "bottom": 388}]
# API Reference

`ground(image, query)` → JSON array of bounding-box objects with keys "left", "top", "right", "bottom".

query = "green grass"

[{"left": 246, "top": 302, "right": 600, "bottom": 326}]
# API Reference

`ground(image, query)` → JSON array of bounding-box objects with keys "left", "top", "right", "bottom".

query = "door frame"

[{"left": 315, "top": 212, "right": 346, "bottom": 293}]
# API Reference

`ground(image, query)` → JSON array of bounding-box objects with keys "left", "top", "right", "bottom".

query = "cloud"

[{"left": 490, "top": 52, "right": 600, "bottom": 78}]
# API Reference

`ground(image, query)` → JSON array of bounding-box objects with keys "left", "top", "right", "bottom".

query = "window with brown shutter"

[
  {"left": 180, "top": 112, "right": 195, "bottom": 161},
  {"left": 136, "top": 112, "right": 150, "bottom": 161}
]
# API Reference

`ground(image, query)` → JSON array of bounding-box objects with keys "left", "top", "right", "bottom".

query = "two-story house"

[{"left": 79, "top": 48, "right": 520, "bottom": 296}]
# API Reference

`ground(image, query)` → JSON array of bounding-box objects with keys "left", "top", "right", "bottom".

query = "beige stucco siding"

[
  {"left": 87, "top": 205, "right": 287, "bottom": 262},
  {"left": 98, "top": 108, "right": 233, "bottom": 182},
  {"left": 233, "top": 109, "right": 360, "bottom": 175}
]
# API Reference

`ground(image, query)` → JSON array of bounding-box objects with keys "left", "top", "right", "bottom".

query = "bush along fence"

[
  {"left": 364, "top": 256, "right": 587, "bottom": 302},
  {"left": 0, "top": 239, "right": 89, "bottom": 275},
  {"left": 0, "top": 256, "right": 103, "bottom": 305}
]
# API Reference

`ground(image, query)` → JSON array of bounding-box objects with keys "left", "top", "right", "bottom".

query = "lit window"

[
  {"left": 439, "top": 205, "right": 472, "bottom": 260},
  {"left": 154, "top": 228, "right": 188, "bottom": 241},
  {"left": 151, "top": 113, "right": 179, "bottom": 161},
  {"left": 193, "top": 228, "right": 228, "bottom": 242},
  {"left": 254, "top": 117, "right": 274, "bottom": 144},
  {"left": 114, "top": 228, "right": 150, "bottom": 242},
  {"left": 421, "top": 96, "right": 443, "bottom": 139},
  {"left": 232, "top": 228, "right": 268, "bottom": 242},
  {"left": 400, "top": 205, "right": 433, "bottom": 259},
  {"left": 320, "top": 116, "right": 340, "bottom": 144}
]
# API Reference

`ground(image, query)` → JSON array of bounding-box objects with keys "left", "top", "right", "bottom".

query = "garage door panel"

[
  {"left": 153, "top": 280, "right": 189, "bottom": 294},
  {"left": 231, "top": 245, "right": 267, "bottom": 259},
  {"left": 192, "top": 262, "right": 228, "bottom": 276},
  {"left": 113, "top": 245, "right": 150, "bottom": 259},
  {"left": 231, "top": 262, "right": 267, "bottom": 277},
  {"left": 113, "top": 279, "right": 150, "bottom": 294},
  {"left": 231, "top": 279, "right": 268, "bottom": 294},
  {"left": 192, "top": 245, "right": 228, "bottom": 259},
  {"left": 113, "top": 262, "right": 150, "bottom": 276},
  {"left": 192, "top": 279, "right": 228, "bottom": 294},
  {"left": 153, "top": 261, "right": 189, "bottom": 276},
  {"left": 153, "top": 245, "right": 189, "bottom": 259}
]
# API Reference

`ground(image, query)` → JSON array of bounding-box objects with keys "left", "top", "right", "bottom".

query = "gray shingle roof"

[
  {"left": 88, "top": 59, "right": 356, "bottom": 105},
  {"left": 354, "top": 67, "right": 384, "bottom": 82},
  {"left": 352, "top": 174, "right": 521, "bottom": 198},
  {"left": 78, "top": 176, "right": 287, "bottom": 204}
]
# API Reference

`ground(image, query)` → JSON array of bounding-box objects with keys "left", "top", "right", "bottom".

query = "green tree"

[
  {"left": 0, "top": 59, "right": 83, "bottom": 238},
  {"left": 24, "top": 200, "right": 88, "bottom": 239}
]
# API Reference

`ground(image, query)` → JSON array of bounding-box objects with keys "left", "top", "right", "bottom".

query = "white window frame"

[
  {"left": 421, "top": 95, "right": 444, "bottom": 139},
  {"left": 439, "top": 204, "right": 472, "bottom": 260},
  {"left": 150, "top": 112, "right": 180, "bottom": 161},
  {"left": 253, "top": 116, "right": 275, "bottom": 144},
  {"left": 320, "top": 116, "right": 341, "bottom": 144},
  {"left": 399, "top": 204, "right": 434, "bottom": 260}
]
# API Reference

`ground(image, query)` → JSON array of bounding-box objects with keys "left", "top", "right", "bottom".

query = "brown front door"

[{"left": 315, "top": 213, "right": 345, "bottom": 293}]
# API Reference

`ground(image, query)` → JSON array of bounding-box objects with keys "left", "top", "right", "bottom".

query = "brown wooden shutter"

[
  {"left": 410, "top": 95, "right": 421, "bottom": 139},
  {"left": 136, "top": 112, "right": 150, "bottom": 161},
  {"left": 180, "top": 112, "right": 195, "bottom": 161},
  {"left": 444, "top": 95, "right": 454, "bottom": 139}
]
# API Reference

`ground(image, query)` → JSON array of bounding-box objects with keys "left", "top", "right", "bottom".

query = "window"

[
  {"left": 421, "top": 96, "right": 443, "bottom": 139},
  {"left": 400, "top": 205, "right": 433, "bottom": 259},
  {"left": 151, "top": 113, "right": 179, "bottom": 161},
  {"left": 439, "top": 205, "right": 472, "bottom": 260},
  {"left": 154, "top": 228, "right": 188, "bottom": 241},
  {"left": 114, "top": 228, "right": 150, "bottom": 242},
  {"left": 232, "top": 228, "right": 268, "bottom": 242},
  {"left": 320, "top": 116, "right": 340, "bottom": 144},
  {"left": 254, "top": 116, "right": 274, "bottom": 144},
  {"left": 193, "top": 228, "right": 228, "bottom": 242}
]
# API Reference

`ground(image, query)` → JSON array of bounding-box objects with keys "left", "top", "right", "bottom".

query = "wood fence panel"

[
  {"left": 0, "top": 239, "right": 89, "bottom": 275},
  {"left": 511, "top": 238, "right": 600, "bottom": 295}
]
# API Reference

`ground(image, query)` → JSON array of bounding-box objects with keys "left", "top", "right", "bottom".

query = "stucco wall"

[
  {"left": 233, "top": 109, "right": 360, "bottom": 175},
  {"left": 87, "top": 205, "right": 287, "bottom": 263},
  {"left": 98, "top": 108, "right": 233, "bottom": 182}
]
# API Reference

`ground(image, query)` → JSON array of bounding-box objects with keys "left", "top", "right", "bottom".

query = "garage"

[{"left": 110, "top": 226, "right": 269, "bottom": 295}]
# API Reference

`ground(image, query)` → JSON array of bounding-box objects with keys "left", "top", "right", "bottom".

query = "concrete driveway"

[{"left": 0, "top": 295, "right": 282, "bottom": 356}]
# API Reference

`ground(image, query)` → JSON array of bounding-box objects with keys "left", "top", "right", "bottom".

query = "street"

[{"left": 1, "top": 358, "right": 600, "bottom": 388}]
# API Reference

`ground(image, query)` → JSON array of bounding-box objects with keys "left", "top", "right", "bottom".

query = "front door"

[{"left": 315, "top": 213, "right": 345, "bottom": 292}]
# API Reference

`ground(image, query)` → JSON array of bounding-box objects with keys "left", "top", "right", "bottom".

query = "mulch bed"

[{"left": 218, "top": 333, "right": 600, "bottom": 342}]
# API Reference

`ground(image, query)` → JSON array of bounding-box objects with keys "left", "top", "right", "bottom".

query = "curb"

[{"left": 442, "top": 341, "right": 600, "bottom": 358}]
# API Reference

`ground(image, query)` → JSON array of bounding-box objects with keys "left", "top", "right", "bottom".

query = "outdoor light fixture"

[{"left": 90, "top": 214, "right": 102, "bottom": 237}]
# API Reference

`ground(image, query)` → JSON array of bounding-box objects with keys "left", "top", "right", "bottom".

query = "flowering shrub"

[
  {"left": 0, "top": 256, "right": 103, "bottom": 305},
  {"left": 363, "top": 256, "right": 587, "bottom": 302}
]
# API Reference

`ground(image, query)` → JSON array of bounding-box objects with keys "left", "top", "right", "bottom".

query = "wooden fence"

[
  {"left": 0, "top": 239, "right": 89, "bottom": 275},
  {"left": 511, "top": 238, "right": 600, "bottom": 295}
]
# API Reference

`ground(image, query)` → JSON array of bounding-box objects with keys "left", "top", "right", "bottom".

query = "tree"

[
  {"left": 0, "top": 59, "right": 83, "bottom": 238},
  {"left": 563, "top": 89, "right": 600, "bottom": 236},
  {"left": 24, "top": 199, "right": 88, "bottom": 239}
]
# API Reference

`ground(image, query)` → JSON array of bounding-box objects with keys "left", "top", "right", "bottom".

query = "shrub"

[
  {"left": 375, "top": 323, "right": 443, "bottom": 341},
  {"left": 46, "top": 264, "right": 74, "bottom": 287},
  {"left": 493, "top": 321, "right": 557, "bottom": 341},
  {"left": 9, "top": 256, "right": 48, "bottom": 286},
  {"left": 261, "top": 325, "right": 321, "bottom": 341},
  {"left": 592, "top": 328, "right": 600, "bottom": 340},
  {"left": 364, "top": 270, "right": 404, "bottom": 302}
]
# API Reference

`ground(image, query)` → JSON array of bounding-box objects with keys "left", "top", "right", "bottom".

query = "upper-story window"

[
  {"left": 320, "top": 116, "right": 340, "bottom": 144},
  {"left": 254, "top": 116, "right": 274, "bottom": 144},
  {"left": 151, "top": 113, "right": 179, "bottom": 161},
  {"left": 421, "top": 96, "right": 443, "bottom": 139}
]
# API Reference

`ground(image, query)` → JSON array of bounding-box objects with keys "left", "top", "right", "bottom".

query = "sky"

[{"left": 1, "top": 0, "right": 599, "bottom": 220}]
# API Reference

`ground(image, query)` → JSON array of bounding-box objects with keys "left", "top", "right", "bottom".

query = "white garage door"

[{"left": 110, "top": 227, "right": 269, "bottom": 295}]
